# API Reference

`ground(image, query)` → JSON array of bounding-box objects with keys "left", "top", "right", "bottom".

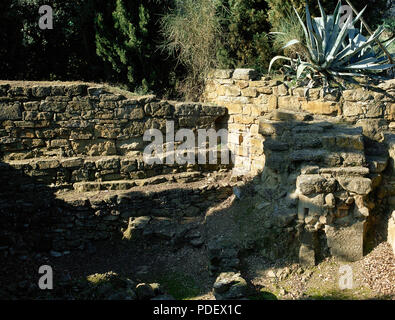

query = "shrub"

[
  {"left": 217, "top": 0, "right": 273, "bottom": 73},
  {"left": 159, "top": 0, "right": 225, "bottom": 100},
  {"left": 95, "top": 0, "right": 175, "bottom": 93}
]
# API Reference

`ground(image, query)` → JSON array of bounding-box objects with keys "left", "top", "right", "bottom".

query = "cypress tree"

[{"left": 95, "top": 0, "right": 174, "bottom": 92}]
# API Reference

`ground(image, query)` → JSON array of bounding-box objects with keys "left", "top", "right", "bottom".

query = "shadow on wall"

[{"left": 0, "top": 114, "right": 393, "bottom": 299}]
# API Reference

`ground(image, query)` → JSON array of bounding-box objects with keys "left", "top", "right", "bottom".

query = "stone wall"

[
  {"left": 0, "top": 82, "right": 233, "bottom": 257},
  {"left": 0, "top": 83, "right": 229, "bottom": 186},
  {"left": 1, "top": 73, "right": 394, "bottom": 262},
  {"left": 204, "top": 69, "right": 394, "bottom": 176},
  {"left": 204, "top": 69, "right": 395, "bottom": 262}
]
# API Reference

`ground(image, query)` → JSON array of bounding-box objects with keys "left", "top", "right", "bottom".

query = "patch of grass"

[
  {"left": 158, "top": 273, "right": 201, "bottom": 300},
  {"left": 249, "top": 289, "right": 278, "bottom": 300},
  {"left": 86, "top": 273, "right": 110, "bottom": 285},
  {"left": 305, "top": 286, "right": 376, "bottom": 300}
]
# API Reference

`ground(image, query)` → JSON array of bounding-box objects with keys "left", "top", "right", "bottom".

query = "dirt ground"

[{"left": 0, "top": 188, "right": 394, "bottom": 300}]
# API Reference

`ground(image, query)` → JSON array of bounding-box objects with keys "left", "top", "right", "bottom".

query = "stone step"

[
  {"left": 319, "top": 166, "right": 370, "bottom": 177},
  {"left": 73, "top": 171, "right": 205, "bottom": 192}
]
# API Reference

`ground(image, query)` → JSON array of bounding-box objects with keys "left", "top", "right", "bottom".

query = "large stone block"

[
  {"left": 297, "top": 174, "right": 326, "bottom": 195},
  {"left": 210, "top": 69, "right": 233, "bottom": 79},
  {"left": 337, "top": 177, "right": 372, "bottom": 195},
  {"left": 232, "top": 68, "right": 258, "bottom": 81},
  {"left": 224, "top": 85, "right": 241, "bottom": 97},
  {"left": 278, "top": 96, "right": 301, "bottom": 111},
  {"left": 343, "top": 89, "right": 374, "bottom": 102},
  {"left": 325, "top": 221, "right": 365, "bottom": 262},
  {"left": 299, "top": 244, "right": 315, "bottom": 266},
  {"left": 297, "top": 193, "right": 326, "bottom": 219},
  {"left": 301, "top": 100, "right": 340, "bottom": 115}
]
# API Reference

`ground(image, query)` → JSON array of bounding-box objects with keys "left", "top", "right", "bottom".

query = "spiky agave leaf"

[{"left": 269, "top": 0, "right": 394, "bottom": 86}]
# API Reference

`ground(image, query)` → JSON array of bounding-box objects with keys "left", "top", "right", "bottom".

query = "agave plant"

[{"left": 269, "top": 0, "right": 395, "bottom": 88}]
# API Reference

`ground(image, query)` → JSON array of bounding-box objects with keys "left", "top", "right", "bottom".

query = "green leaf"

[
  {"left": 297, "top": 63, "right": 312, "bottom": 79},
  {"left": 282, "top": 39, "right": 301, "bottom": 49},
  {"left": 268, "top": 55, "right": 292, "bottom": 73}
]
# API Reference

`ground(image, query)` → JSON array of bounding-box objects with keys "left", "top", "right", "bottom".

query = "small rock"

[
  {"left": 213, "top": 272, "right": 248, "bottom": 300},
  {"left": 135, "top": 283, "right": 155, "bottom": 300}
]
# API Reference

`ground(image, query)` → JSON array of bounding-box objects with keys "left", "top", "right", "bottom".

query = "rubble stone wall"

[
  {"left": 0, "top": 83, "right": 228, "bottom": 186},
  {"left": 204, "top": 69, "right": 395, "bottom": 262}
]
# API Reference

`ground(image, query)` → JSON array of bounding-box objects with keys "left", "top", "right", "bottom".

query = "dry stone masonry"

[
  {"left": 0, "top": 82, "right": 232, "bottom": 256},
  {"left": 204, "top": 69, "right": 395, "bottom": 264},
  {"left": 1, "top": 70, "right": 394, "bottom": 267}
]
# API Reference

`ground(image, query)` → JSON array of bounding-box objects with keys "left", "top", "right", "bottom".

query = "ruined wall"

[
  {"left": 0, "top": 82, "right": 232, "bottom": 257},
  {"left": 204, "top": 69, "right": 395, "bottom": 263},
  {"left": 204, "top": 69, "right": 394, "bottom": 175},
  {"left": 0, "top": 83, "right": 229, "bottom": 185},
  {"left": 1, "top": 74, "right": 394, "bottom": 263}
]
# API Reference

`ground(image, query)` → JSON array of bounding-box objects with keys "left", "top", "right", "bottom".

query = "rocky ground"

[
  {"left": 1, "top": 238, "right": 393, "bottom": 300},
  {"left": 0, "top": 175, "right": 394, "bottom": 300},
  {"left": 1, "top": 210, "right": 393, "bottom": 300}
]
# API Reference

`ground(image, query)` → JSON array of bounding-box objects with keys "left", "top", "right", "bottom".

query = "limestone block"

[
  {"left": 235, "top": 80, "right": 249, "bottom": 89},
  {"left": 325, "top": 221, "right": 365, "bottom": 262},
  {"left": 23, "top": 101, "right": 40, "bottom": 111},
  {"left": 31, "top": 86, "right": 51, "bottom": 98},
  {"left": 224, "top": 85, "right": 241, "bottom": 97},
  {"left": 257, "top": 86, "right": 273, "bottom": 94},
  {"left": 337, "top": 177, "right": 372, "bottom": 195},
  {"left": 36, "top": 159, "right": 60, "bottom": 170},
  {"left": 301, "top": 100, "right": 340, "bottom": 115},
  {"left": 232, "top": 68, "right": 258, "bottom": 81},
  {"left": 65, "top": 84, "right": 88, "bottom": 96},
  {"left": 115, "top": 105, "right": 144, "bottom": 120},
  {"left": 298, "top": 193, "right": 325, "bottom": 219},
  {"left": 278, "top": 96, "right": 302, "bottom": 111},
  {"left": 343, "top": 89, "right": 373, "bottom": 102},
  {"left": 299, "top": 244, "right": 315, "bottom": 266},
  {"left": 213, "top": 69, "right": 233, "bottom": 79},
  {"left": 343, "top": 101, "right": 363, "bottom": 117},
  {"left": 95, "top": 156, "right": 120, "bottom": 171},
  {"left": 385, "top": 103, "right": 395, "bottom": 121},
  {"left": 218, "top": 96, "right": 249, "bottom": 104},
  {"left": 241, "top": 87, "right": 258, "bottom": 97},
  {"left": 60, "top": 157, "right": 84, "bottom": 168},
  {"left": 145, "top": 101, "right": 174, "bottom": 117},
  {"left": 289, "top": 149, "right": 326, "bottom": 162},
  {"left": 365, "top": 103, "right": 384, "bottom": 118},
  {"left": 297, "top": 174, "right": 326, "bottom": 195},
  {"left": 273, "top": 84, "right": 288, "bottom": 96},
  {"left": 71, "top": 139, "right": 117, "bottom": 156},
  {"left": 226, "top": 103, "right": 243, "bottom": 115}
]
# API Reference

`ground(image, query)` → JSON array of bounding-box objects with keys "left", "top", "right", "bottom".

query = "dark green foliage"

[
  {"left": 218, "top": 0, "right": 273, "bottom": 72},
  {"left": 0, "top": 0, "right": 390, "bottom": 94},
  {"left": 94, "top": 0, "right": 177, "bottom": 93},
  {"left": 0, "top": 0, "right": 105, "bottom": 81}
]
